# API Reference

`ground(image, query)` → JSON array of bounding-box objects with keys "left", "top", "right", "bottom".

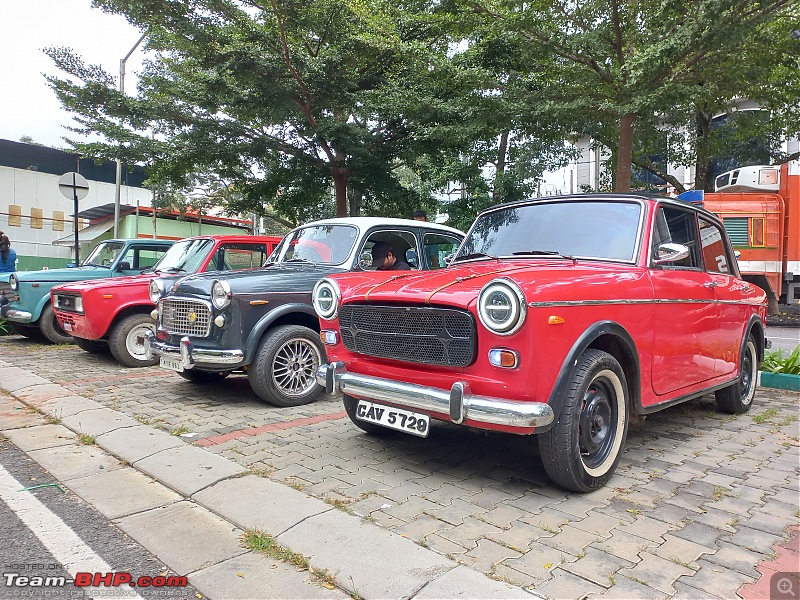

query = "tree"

[
  {"left": 46, "top": 0, "right": 470, "bottom": 219},
  {"left": 458, "top": 0, "right": 793, "bottom": 192}
]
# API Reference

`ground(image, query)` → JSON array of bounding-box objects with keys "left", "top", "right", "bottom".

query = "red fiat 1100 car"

[
  {"left": 313, "top": 195, "right": 768, "bottom": 492},
  {"left": 51, "top": 235, "right": 281, "bottom": 368}
]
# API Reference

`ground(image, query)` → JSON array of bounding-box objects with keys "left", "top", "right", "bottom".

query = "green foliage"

[
  {"left": 0, "top": 320, "right": 11, "bottom": 336},
  {"left": 760, "top": 346, "right": 800, "bottom": 375}
]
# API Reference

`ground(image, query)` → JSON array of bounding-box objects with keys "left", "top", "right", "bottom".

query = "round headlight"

[
  {"left": 149, "top": 279, "right": 164, "bottom": 304},
  {"left": 211, "top": 279, "right": 231, "bottom": 310},
  {"left": 9, "top": 274, "right": 17, "bottom": 291},
  {"left": 313, "top": 278, "right": 340, "bottom": 320},
  {"left": 477, "top": 278, "right": 526, "bottom": 335}
]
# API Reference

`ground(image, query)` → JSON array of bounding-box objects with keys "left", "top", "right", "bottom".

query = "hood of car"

[
  {"left": 54, "top": 272, "right": 158, "bottom": 294},
  {"left": 13, "top": 266, "right": 114, "bottom": 283},
  {"left": 334, "top": 259, "right": 639, "bottom": 307},
  {"left": 171, "top": 262, "right": 348, "bottom": 297}
]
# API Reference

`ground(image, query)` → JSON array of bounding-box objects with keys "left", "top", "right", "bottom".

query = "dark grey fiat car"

[{"left": 145, "top": 217, "right": 464, "bottom": 407}]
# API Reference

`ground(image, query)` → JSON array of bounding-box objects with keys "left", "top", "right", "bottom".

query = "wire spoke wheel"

[{"left": 271, "top": 338, "right": 320, "bottom": 397}]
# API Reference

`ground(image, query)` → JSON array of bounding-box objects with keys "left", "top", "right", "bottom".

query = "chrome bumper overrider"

[
  {"left": 144, "top": 331, "right": 244, "bottom": 369},
  {"left": 316, "top": 362, "right": 554, "bottom": 430},
  {"left": 3, "top": 308, "right": 33, "bottom": 321}
]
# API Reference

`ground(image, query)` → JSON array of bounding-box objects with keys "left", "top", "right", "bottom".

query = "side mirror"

[
  {"left": 116, "top": 261, "right": 132, "bottom": 272},
  {"left": 653, "top": 243, "right": 690, "bottom": 265},
  {"left": 734, "top": 250, "right": 742, "bottom": 260}
]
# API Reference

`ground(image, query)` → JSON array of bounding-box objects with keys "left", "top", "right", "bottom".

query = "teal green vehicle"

[{"left": 0, "top": 239, "right": 174, "bottom": 344}]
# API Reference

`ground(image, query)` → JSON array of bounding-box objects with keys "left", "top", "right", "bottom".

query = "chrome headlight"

[
  {"left": 211, "top": 279, "right": 232, "bottom": 310},
  {"left": 313, "top": 278, "right": 340, "bottom": 320},
  {"left": 477, "top": 278, "right": 526, "bottom": 335},
  {"left": 9, "top": 274, "right": 17, "bottom": 291},
  {"left": 149, "top": 279, "right": 164, "bottom": 303}
]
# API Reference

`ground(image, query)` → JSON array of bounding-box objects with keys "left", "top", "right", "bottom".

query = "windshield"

[
  {"left": 456, "top": 200, "right": 643, "bottom": 262},
  {"left": 153, "top": 238, "right": 215, "bottom": 273},
  {"left": 82, "top": 241, "right": 124, "bottom": 267},
  {"left": 268, "top": 225, "right": 358, "bottom": 266}
]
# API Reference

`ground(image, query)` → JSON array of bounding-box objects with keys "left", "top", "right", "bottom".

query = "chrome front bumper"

[
  {"left": 144, "top": 331, "right": 244, "bottom": 369},
  {"left": 316, "top": 362, "right": 554, "bottom": 430},
  {"left": 2, "top": 308, "right": 33, "bottom": 322}
]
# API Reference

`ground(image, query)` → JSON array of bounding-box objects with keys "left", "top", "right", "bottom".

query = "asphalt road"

[
  {"left": 766, "top": 325, "right": 800, "bottom": 353},
  {"left": 0, "top": 438, "right": 203, "bottom": 599}
]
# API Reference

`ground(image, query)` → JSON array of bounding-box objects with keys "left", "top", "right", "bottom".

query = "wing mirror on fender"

[{"left": 653, "top": 243, "right": 690, "bottom": 265}]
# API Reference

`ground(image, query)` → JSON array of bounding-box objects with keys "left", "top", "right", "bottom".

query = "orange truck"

[{"left": 703, "top": 160, "right": 800, "bottom": 314}]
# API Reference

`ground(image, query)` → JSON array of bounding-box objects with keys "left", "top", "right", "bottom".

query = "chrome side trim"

[
  {"left": 316, "top": 362, "right": 553, "bottom": 430},
  {"left": 529, "top": 298, "right": 767, "bottom": 308},
  {"left": 144, "top": 331, "right": 244, "bottom": 368}
]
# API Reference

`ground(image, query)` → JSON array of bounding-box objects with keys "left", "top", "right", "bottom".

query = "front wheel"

[
  {"left": 715, "top": 335, "right": 758, "bottom": 414},
  {"left": 248, "top": 325, "right": 325, "bottom": 407},
  {"left": 39, "top": 303, "right": 73, "bottom": 345},
  {"left": 109, "top": 314, "right": 158, "bottom": 368},
  {"left": 539, "top": 349, "right": 629, "bottom": 493},
  {"left": 73, "top": 337, "right": 110, "bottom": 354}
]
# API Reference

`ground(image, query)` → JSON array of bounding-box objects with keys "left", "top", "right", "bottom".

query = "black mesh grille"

[{"left": 338, "top": 304, "right": 476, "bottom": 367}]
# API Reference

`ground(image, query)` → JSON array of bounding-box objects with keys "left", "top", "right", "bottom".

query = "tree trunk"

[
  {"left": 694, "top": 109, "right": 716, "bottom": 192},
  {"left": 332, "top": 168, "right": 349, "bottom": 217},
  {"left": 348, "top": 186, "right": 363, "bottom": 217},
  {"left": 615, "top": 113, "right": 637, "bottom": 192},
  {"left": 493, "top": 130, "right": 509, "bottom": 203}
]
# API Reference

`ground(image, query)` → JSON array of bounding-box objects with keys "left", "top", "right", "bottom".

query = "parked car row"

[{"left": 1, "top": 196, "right": 768, "bottom": 492}]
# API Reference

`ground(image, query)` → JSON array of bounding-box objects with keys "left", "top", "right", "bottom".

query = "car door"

[
  {"left": 649, "top": 205, "right": 719, "bottom": 396},
  {"left": 210, "top": 243, "right": 271, "bottom": 272},
  {"left": 697, "top": 215, "right": 749, "bottom": 377}
]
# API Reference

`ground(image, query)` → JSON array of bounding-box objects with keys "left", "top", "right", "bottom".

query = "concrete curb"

[{"left": 0, "top": 367, "right": 538, "bottom": 599}]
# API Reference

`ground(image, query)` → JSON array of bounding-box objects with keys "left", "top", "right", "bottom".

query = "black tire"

[
  {"left": 539, "top": 349, "right": 629, "bottom": 493},
  {"left": 73, "top": 337, "right": 110, "bottom": 354},
  {"left": 10, "top": 323, "right": 45, "bottom": 340},
  {"left": 39, "top": 303, "right": 73, "bottom": 345},
  {"left": 343, "top": 394, "right": 392, "bottom": 436},
  {"left": 109, "top": 314, "right": 158, "bottom": 368},
  {"left": 178, "top": 369, "right": 230, "bottom": 383},
  {"left": 715, "top": 334, "right": 758, "bottom": 414},
  {"left": 247, "top": 325, "right": 325, "bottom": 407}
]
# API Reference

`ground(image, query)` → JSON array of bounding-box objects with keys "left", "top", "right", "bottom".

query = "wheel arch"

[
  {"left": 108, "top": 303, "right": 156, "bottom": 338},
  {"left": 546, "top": 321, "right": 641, "bottom": 424},
  {"left": 243, "top": 304, "right": 320, "bottom": 365},
  {"left": 743, "top": 314, "right": 766, "bottom": 363}
]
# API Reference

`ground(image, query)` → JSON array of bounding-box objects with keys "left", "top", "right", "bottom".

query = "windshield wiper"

[
  {"left": 285, "top": 258, "right": 311, "bottom": 263},
  {"left": 163, "top": 266, "right": 186, "bottom": 273},
  {"left": 511, "top": 250, "right": 576, "bottom": 262},
  {"left": 451, "top": 252, "right": 498, "bottom": 263}
]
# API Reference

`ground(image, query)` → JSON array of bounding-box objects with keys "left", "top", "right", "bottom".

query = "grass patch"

[
  {"left": 242, "top": 530, "right": 309, "bottom": 569},
  {"left": 752, "top": 408, "right": 778, "bottom": 424},
  {"left": 712, "top": 486, "right": 731, "bottom": 502},
  {"left": 170, "top": 425, "right": 190, "bottom": 436},
  {"left": 324, "top": 497, "right": 354, "bottom": 513},
  {"left": 43, "top": 414, "right": 61, "bottom": 425},
  {"left": 77, "top": 433, "right": 95, "bottom": 445}
]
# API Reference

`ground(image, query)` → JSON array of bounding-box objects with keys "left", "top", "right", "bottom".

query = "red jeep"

[{"left": 51, "top": 235, "right": 281, "bottom": 367}]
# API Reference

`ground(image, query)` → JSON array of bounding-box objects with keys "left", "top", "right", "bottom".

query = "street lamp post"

[{"left": 113, "top": 32, "right": 147, "bottom": 239}]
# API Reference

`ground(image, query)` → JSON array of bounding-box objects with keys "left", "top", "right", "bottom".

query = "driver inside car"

[{"left": 370, "top": 241, "right": 411, "bottom": 271}]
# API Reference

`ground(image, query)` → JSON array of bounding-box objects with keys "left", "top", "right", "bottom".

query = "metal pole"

[
  {"left": 72, "top": 173, "right": 80, "bottom": 266},
  {"left": 113, "top": 32, "right": 147, "bottom": 239}
]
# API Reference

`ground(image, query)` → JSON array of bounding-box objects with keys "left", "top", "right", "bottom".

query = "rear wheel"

[
  {"left": 343, "top": 394, "right": 391, "bottom": 436},
  {"left": 178, "top": 370, "right": 230, "bottom": 384},
  {"left": 539, "top": 349, "right": 629, "bottom": 492},
  {"left": 73, "top": 337, "right": 110, "bottom": 354},
  {"left": 715, "top": 334, "right": 758, "bottom": 414},
  {"left": 248, "top": 325, "right": 325, "bottom": 407},
  {"left": 39, "top": 303, "right": 73, "bottom": 345},
  {"left": 109, "top": 314, "right": 158, "bottom": 368}
]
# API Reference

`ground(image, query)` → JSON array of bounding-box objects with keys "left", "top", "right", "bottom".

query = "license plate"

[
  {"left": 159, "top": 356, "right": 184, "bottom": 372},
  {"left": 355, "top": 400, "right": 430, "bottom": 437},
  {"left": 62, "top": 323, "right": 72, "bottom": 332}
]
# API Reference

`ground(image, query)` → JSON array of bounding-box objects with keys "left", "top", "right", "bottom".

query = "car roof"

[
  {"left": 104, "top": 238, "right": 175, "bottom": 245},
  {"left": 298, "top": 216, "right": 464, "bottom": 237},
  {"left": 171, "top": 234, "right": 283, "bottom": 242}
]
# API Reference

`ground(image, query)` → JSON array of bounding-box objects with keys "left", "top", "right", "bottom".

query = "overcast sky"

[{"left": 0, "top": 0, "right": 146, "bottom": 148}]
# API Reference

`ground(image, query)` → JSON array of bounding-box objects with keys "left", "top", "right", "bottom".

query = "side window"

[
  {"left": 359, "top": 230, "right": 418, "bottom": 271},
  {"left": 130, "top": 246, "right": 170, "bottom": 270},
  {"left": 698, "top": 217, "right": 733, "bottom": 274},
  {"left": 214, "top": 244, "right": 269, "bottom": 271},
  {"left": 651, "top": 206, "right": 701, "bottom": 269},
  {"left": 137, "top": 249, "right": 166, "bottom": 270},
  {"left": 423, "top": 233, "right": 462, "bottom": 270}
]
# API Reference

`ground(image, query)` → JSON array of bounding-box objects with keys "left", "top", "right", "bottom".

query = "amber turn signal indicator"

[
  {"left": 548, "top": 315, "right": 565, "bottom": 325},
  {"left": 488, "top": 348, "right": 519, "bottom": 369}
]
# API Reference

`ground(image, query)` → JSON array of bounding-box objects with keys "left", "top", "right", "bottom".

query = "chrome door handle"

[{"left": 704, "top": 281, "right": 718, "bottom": 288}]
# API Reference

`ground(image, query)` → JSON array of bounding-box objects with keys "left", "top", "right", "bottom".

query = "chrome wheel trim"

[
  {"left": 271, "top": 337, "right": 322, "bottom": 398},
  {"left": 126, "top": 322, "right": 156, "bottom": 361}
]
